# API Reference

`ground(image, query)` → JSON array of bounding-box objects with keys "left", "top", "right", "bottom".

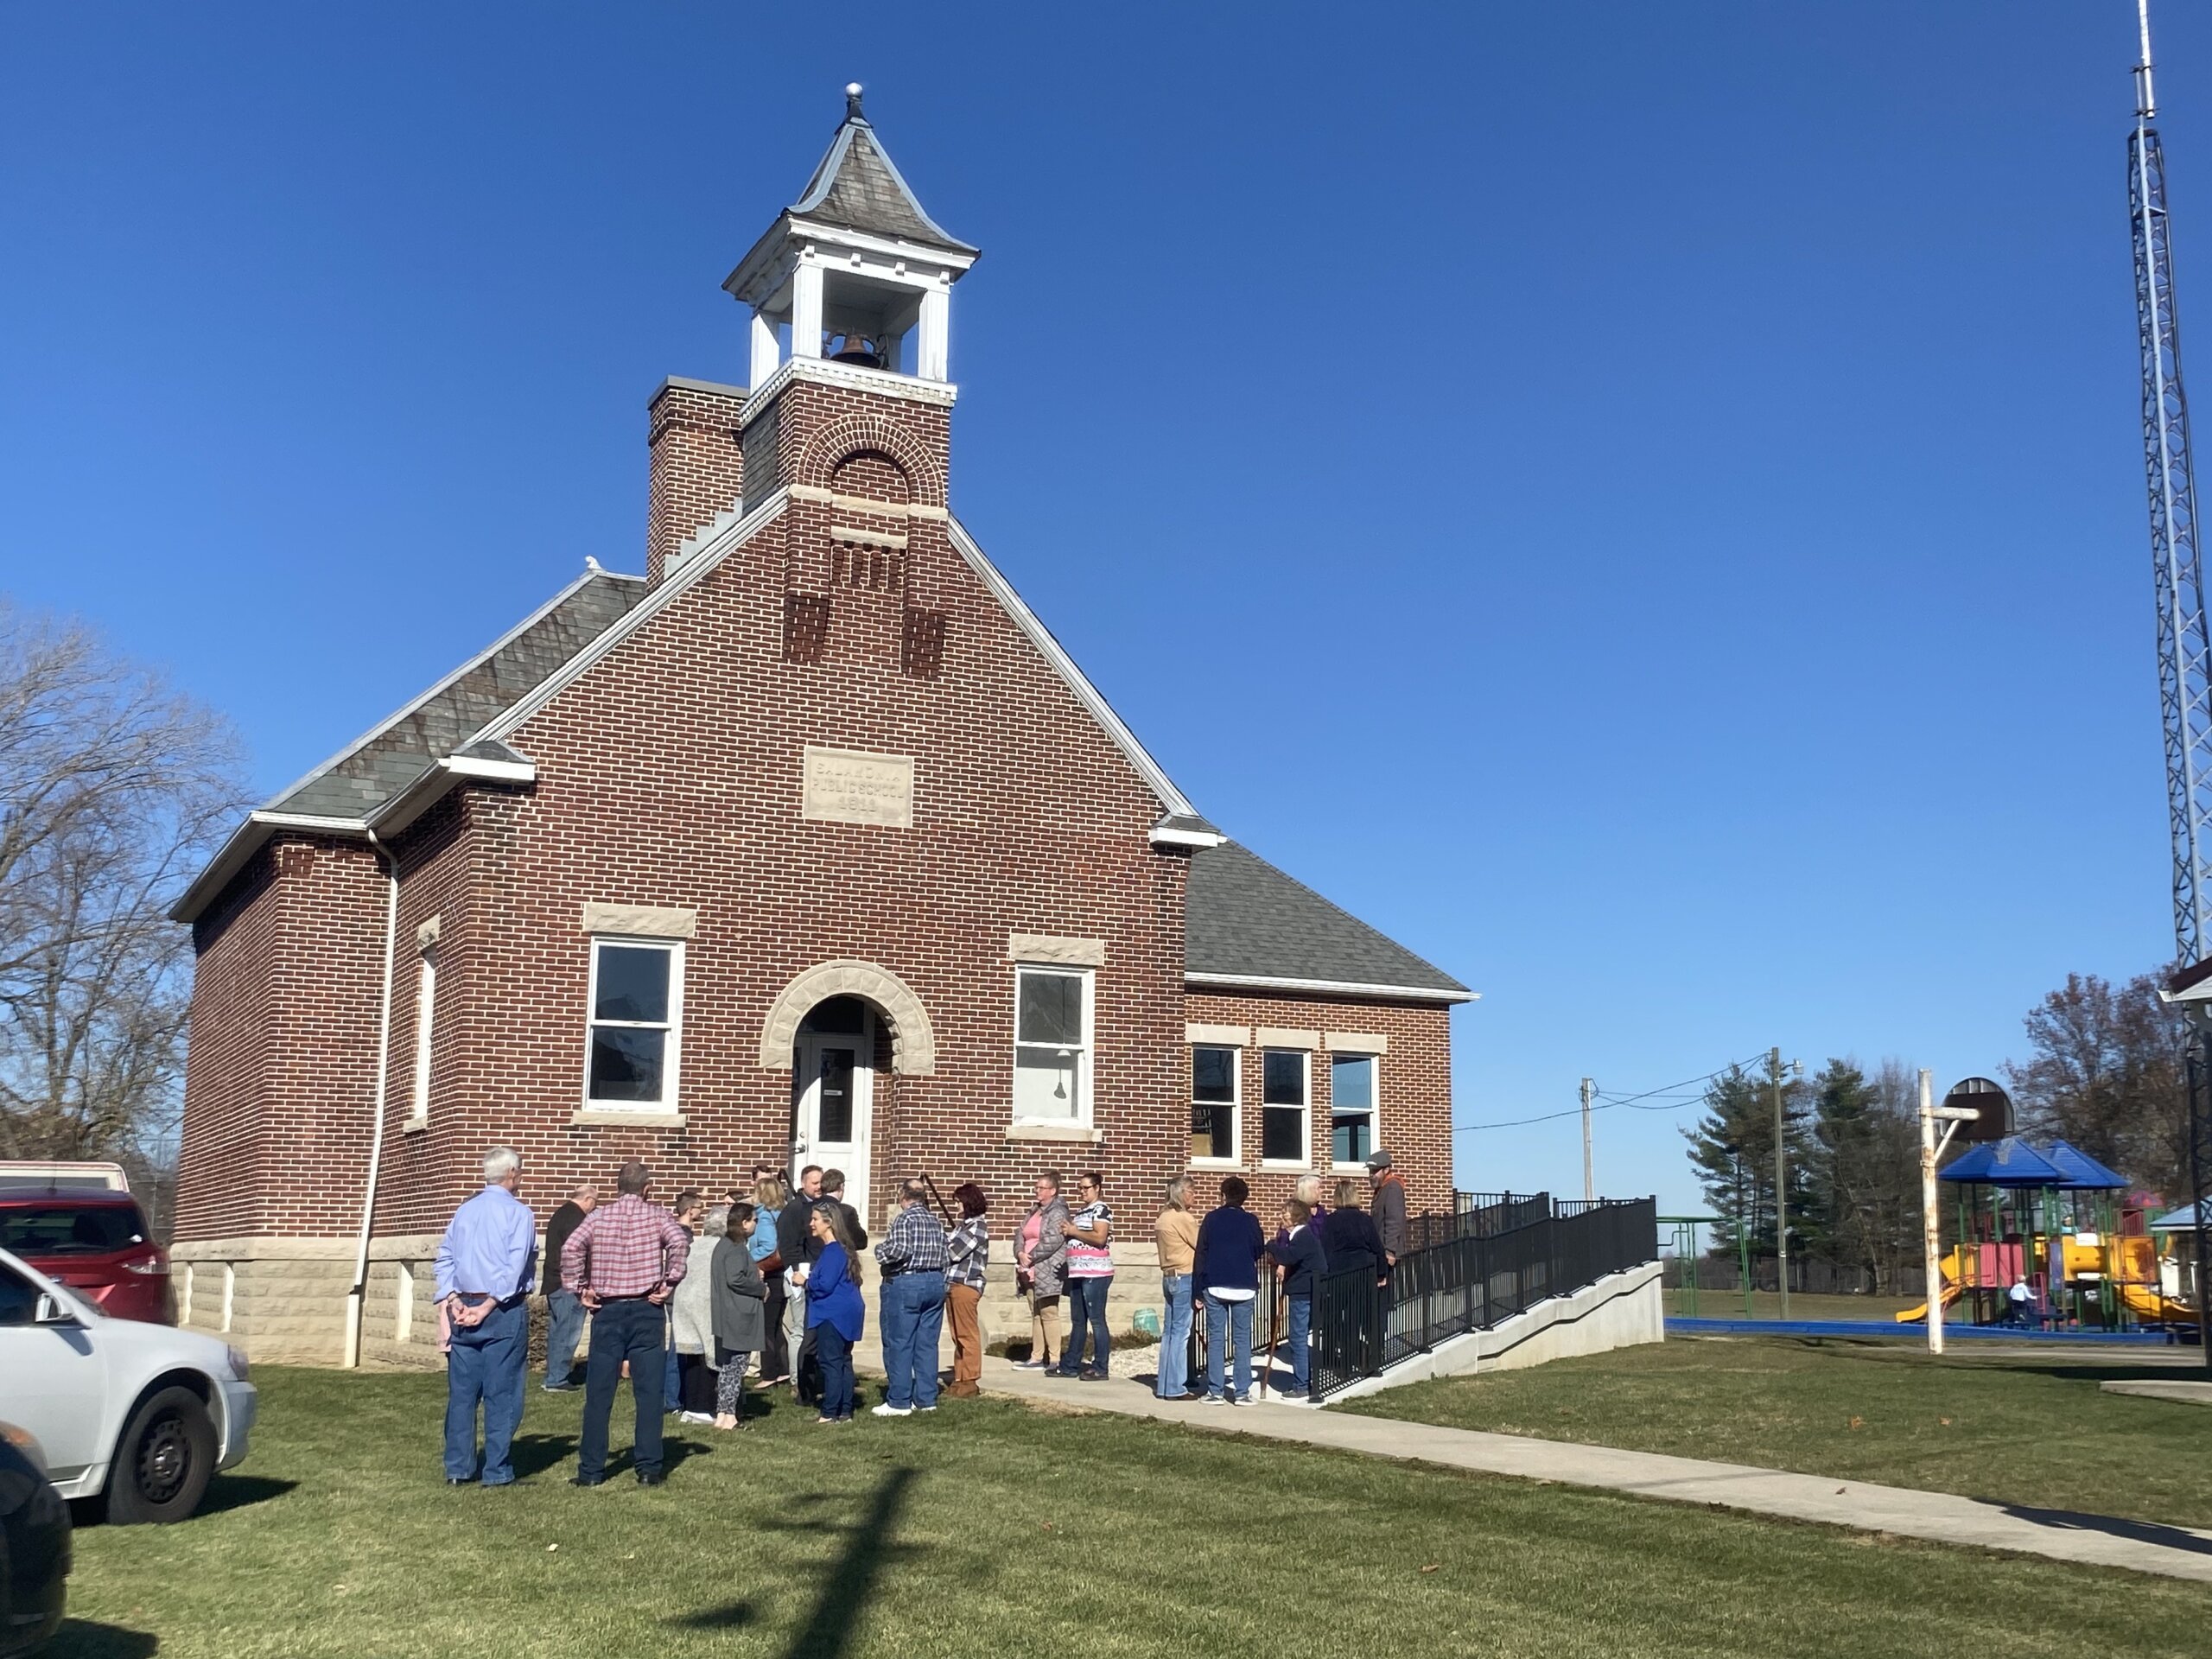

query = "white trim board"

[{"left": 1185, "top": 972, "right": 1477, "bottom": 1006}]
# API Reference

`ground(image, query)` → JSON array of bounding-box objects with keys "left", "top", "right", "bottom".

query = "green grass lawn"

[
  {"left": 1663, "top": 1289, "right": 1920, "bottom": 1322},
  {"left": 44, "top": 1367, "right": 2212, "bottom": 1658},
  {"left": 1337, "top": 1336, "right": 2212, "bottom": 1529}
]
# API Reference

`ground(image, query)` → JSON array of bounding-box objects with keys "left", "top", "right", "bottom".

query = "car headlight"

[
  {"left": 1, "top": 1422, "right": 49, "bottom": 1478},
  {"left": 226, "top": 1345, "right": 251, "bottom": 1382}
]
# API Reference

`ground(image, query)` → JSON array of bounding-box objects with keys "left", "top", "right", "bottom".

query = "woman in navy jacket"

[
  {"left": 804, "top": 1206, "right": 866, "bottom": 1424},
  {"left": 1269, "top": 1200, "right": 1328, "bottom": 1396},
  {"left": 1192, "top": 1175, "right": 1265, "bottom": 1403}
]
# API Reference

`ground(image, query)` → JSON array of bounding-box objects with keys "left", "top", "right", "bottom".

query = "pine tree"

[
  {"left": 1681, "top": 1062, "right": 1815, "bottom": 1261},
  {"left": 1805, "top": 1058, "right": 1921, "bottom": 1289}
]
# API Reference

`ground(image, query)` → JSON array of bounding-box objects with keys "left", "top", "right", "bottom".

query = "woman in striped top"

[{"left": 1055, "top": 1171, "right": 1115, "bottom": 1381}]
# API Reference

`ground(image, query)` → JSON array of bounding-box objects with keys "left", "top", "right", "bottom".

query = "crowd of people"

[{"left": 432, "top": 1145, "right": 1413, "bottom": 1487}]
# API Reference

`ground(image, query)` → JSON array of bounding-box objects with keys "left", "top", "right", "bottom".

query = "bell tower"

[{"left": 717, "top": 86, "right": 980, "bottom": 674}]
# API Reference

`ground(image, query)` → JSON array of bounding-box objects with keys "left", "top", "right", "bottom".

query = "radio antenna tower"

[
  {"left": 2133, "top": 0, "right": 2212, "bottom": 963},
  {"left": 2134, "top": 0, "right": 2212, "bottom": 1376}
]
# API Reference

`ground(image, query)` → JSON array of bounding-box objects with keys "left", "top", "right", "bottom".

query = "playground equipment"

[{"left": 1893, "top": 1135, "right": 2201, "bottom": 1332}]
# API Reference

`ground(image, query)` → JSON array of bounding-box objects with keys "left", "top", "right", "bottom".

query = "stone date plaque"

[{"left": 802, "top": 746, "right": 914, "bottom": 828}]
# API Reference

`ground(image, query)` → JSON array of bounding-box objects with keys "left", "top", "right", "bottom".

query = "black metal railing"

[{"left": 1313, "top": 1194, "right": 1658, "bottom": 1401}]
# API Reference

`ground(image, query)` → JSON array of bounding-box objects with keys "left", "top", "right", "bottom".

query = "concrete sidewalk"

[{"left": 983, "top": 1357, "right": 2212, "bottom": 1584}]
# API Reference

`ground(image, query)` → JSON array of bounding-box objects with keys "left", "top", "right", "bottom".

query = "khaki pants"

[
  {"left": 1029, "top": 1289, "right": 1062, "bottom": 1366},
  {"left": 948, "top": 1282, "right": 983, "bottom": 1395}
]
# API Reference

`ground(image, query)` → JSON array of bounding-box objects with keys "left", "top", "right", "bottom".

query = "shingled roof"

[
  {"left": 787, "top": 100, "right": 976, "bottom": 256},
  {"left": 268, "top": 569, "right": 647, "bottom": 819},
  {"left": 1185, "top": 841, "right": 1471, "bottom": 1001}
]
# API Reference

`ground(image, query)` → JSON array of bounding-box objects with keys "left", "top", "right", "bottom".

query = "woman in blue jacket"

[
  {"left": 1192, "top": 1175, "right": 1265, "bottom": 1404},
  {"left": 804, "top": 1205, "right": 866, "bottom": 1424}
]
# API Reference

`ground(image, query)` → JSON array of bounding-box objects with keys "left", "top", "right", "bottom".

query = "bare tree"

[
  {"left": 2002, "top": 968, "right": 2190, "bottom": 1203},
  {"left": 0, "top": 600, "right": 244, "bottom": 1177}
]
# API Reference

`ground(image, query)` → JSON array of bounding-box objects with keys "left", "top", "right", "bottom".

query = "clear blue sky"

[{"left": 3, "top": 3, "right": 2201, "bottom": 1213}]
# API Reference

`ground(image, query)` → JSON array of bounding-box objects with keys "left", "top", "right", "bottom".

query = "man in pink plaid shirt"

[{"left": 561, "top": 1160, "right": 692, "bottom": 1486}]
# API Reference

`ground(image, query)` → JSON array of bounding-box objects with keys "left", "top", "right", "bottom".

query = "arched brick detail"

[
  {"left": 797, "top": 414, "right": 946, "bottom": 507},
  {"left": 757, "top": 959, "right": 938, "bottom": 1075}
]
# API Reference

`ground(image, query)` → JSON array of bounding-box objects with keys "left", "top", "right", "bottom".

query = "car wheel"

[{"left": 106, "top": 1385, "right": 215, "bottom": 1524}]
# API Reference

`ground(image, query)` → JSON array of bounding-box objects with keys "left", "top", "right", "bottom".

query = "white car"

[{"left": 0, "top": 1247, "right": 256, "bottom": 1522}]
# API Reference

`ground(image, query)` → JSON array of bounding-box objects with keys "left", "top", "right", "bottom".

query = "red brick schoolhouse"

[{"left": 168, "top": 89, "right": 1472, "bottom": 1364}]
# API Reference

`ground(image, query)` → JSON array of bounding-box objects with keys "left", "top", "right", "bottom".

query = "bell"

[{"left": 827, "top": 327, "right": 883, "bottom": 369}]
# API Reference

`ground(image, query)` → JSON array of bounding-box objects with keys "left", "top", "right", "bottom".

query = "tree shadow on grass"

[
  {"left": 1998, "top": 1503, "right": 2212, "bottom": 1558},
  {"left": 43, "top": 1618, "right": 160, "bottom": 1656},
  {"left": 779, "top": 1465, "right": 918, "bottom": 1659}
]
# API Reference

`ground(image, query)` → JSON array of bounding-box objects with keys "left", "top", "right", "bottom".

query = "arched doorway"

[
  {"left": 791, "top": 995, "right": 875, "bottom": 1209},
  {"left": 760, "top": 959, "right": 938, "bottom": 1223}
]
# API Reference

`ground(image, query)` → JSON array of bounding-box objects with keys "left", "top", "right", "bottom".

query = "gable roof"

[
  {"left": 2043, "top": 1140, "right": 2130, "bottom": 1191},
  {"left": 1939, "top": 1137, "right": 2068, "bottom": 1187},
  {"left": 789, "top": 113, "right": 976, "bottom": 256},
  {"left": 268, "top": 569, "right": 646, "bottom": 820},
  {"left": 1185, "top": 840, "right": 1471, "bottom": 1003},
  {"left": 171, "top": 568, "right": 647, "bottom": 920}
]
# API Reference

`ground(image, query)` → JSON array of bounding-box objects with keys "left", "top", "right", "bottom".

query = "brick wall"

[
  {"left": 177, "top": 836, "right": 385, "bottom": 1243},
  {"left": 1179, "top": 989, "right": 1454, "bottom": 1224},
  {"left": 645, "top": 378, "right": 747, "bottom": 586}
]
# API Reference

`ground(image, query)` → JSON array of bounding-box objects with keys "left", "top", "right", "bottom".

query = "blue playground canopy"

[
  {"left": 2149, "top": 1200, "right": 2210, "bottom": 1232},
  {"left": 1939, "top": 1136, "right": 2066, "bottom": 1186},
  {"left": 2042, "top": 1141, "right": 2131, "bottom": 1190}
]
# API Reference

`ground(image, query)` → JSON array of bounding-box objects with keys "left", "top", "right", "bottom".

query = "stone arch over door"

[{"left": 758, "top": 960, "right": 938, "bottom": 1075}]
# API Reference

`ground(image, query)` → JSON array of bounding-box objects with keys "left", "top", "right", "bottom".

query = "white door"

[
  {"left": 792, "top": 1029, "right": 872, "bottom": 1222},
  {"left": 0, "top": 1259, "right": 109, "bottom": 1484}
]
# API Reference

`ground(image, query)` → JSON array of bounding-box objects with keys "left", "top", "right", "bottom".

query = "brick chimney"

[{"left": 645, "top": 376, "right": 747, "bottom": 585}]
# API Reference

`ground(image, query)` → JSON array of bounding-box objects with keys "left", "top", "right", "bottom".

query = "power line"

[{"left": 1454, "top": 1055, "right": 1766, "bottom": 1134}]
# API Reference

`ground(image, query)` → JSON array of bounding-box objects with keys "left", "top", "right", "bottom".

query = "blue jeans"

[
  {"left": 815, "top": 1323, "right": 855, "bottom": 1419},
  {"left": 1283, "top": 1293, "right": 1313, "bottom": 1395},
  {"left": 880, "top": 1272, "right": 947, "bottom": 1409},
  {"left": 1205, "top": 1294, "right": 1254, "bottom": 1401},
  {"left": 1058, "top": 1274, "right": 1113, "bottom": 1375},
  {"left": 578, "top": 1299, "right": 667, "bottom": 1481},
  {"left": 1155, "top": 1274, "right": 1193, "bottom": 1398},
  {"left": 444, "top": 1297, "right": 527, "bottom": 1484},
  {"left": 543, "top": 1289, "right": 585, "bottom": 1387}
]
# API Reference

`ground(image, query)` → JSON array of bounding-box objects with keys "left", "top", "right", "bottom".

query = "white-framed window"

[
  {"left": 1012, "top": 964, "right": 1091, "bottom": 1122},
  {"left": 1331, "top": 1052, "right": 1379, "bottom": 1168},
  {"left": 1191, "top": 1045, "right": 1240, "bottom": 1164},
  {"left": 584, "top": 938, "right": 684, "bottom": 1108},
  {"left": 407, "top": 944, "right": 437, "bottom": 1123},
  {"left": 1260, "top": 1048, "right": 1309, "bottom": 1166}
]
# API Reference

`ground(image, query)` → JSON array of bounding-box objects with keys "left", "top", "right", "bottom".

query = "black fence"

[{"left": 1312, "top": 1194, "right": 1659, "bottom": 1401}]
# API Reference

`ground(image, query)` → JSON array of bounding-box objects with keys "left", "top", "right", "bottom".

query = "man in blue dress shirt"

[{"left": 434, "top": 1146, "right": 537, "bottom": 1487}]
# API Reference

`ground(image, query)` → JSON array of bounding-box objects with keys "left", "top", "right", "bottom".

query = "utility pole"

[
  {"left": 1580, "top": 1077, "right": 1595, "bottom": 1203},
  {"left": 1920, "top": 1067, "right": 1980, "bottom": 1357},
  {"left": 1919, "top": 1069, "right": 1944, "bottom": 1357},
  {"left": 1770, "top": 1046, "right": 1789, "bottom": 1319}
]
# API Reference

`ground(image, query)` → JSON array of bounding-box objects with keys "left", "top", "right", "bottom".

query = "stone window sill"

[
  {"left": 571, "top": 1108, "right": 688, "bottom": 1129},
  {"left": 1003, "top": 1122, "right": 1102, "bottom": 1144},
  {"left": 1188, "top": 1157, "right": 1241, "bottom": 1171},
  {"left": 401, "top": 1116, "right": 429, "bottom": 1136}
]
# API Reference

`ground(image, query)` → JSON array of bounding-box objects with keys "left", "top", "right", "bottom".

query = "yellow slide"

[
  {"left": 2120, "top": 1282, "right": 2200, "bottom": 1325},
  {"left": 1894, "top": 1283, "right": 1962, "bottom": 1324}
]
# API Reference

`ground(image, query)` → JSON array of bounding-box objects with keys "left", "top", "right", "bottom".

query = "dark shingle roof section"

[
  {"left": 1185, "top": 841, "right": 1469, "bottom": 998},
  {"left": 791, "top": 120, "right": 977, "bottom": 256},
  {"left": 270, "top": 572, "right": 647, "bottom": 818}
]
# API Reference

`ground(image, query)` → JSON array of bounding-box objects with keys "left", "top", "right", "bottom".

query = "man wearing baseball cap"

[{"left": 1365, "top": 1151, "right": 1408, "bottom": 1279}]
